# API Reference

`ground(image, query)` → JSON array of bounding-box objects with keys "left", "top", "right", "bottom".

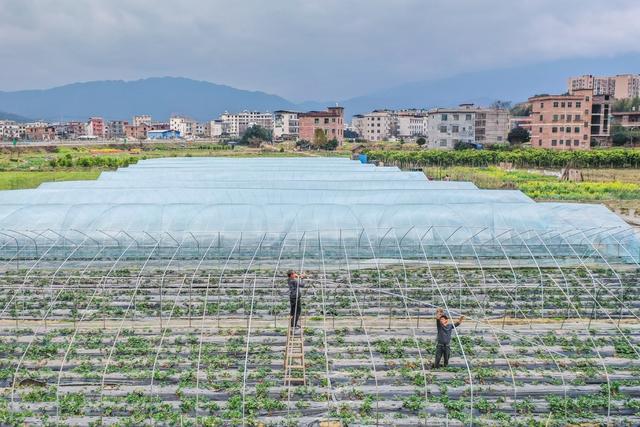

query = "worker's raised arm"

[
  {"left": 454, "top": 315, "right": 465, "bottom": 327},
  {"left": 435, "top": 307, "right": 444, "bottom": 319}
]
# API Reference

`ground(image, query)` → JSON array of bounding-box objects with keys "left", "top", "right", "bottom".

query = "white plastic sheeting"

[{"left": 0, "top": 157, "right": 635, "bottom": 244}]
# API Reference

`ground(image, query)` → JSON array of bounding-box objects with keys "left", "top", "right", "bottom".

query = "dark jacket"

[
  {"left": 288, "top": 278, "right": 303, "bottom": 299},
  {"left": 436, "top": 318, "right": 460, "bottom": 345}
]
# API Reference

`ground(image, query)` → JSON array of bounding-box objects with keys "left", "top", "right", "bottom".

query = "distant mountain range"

[
  {"left": 0, "top": 111, "right": 31, "bottom": 122},
  {"left": 0, "top": 77, "right": 297, "bottom": 123},
  {"left": 0, "top": 56, "right": 638, "bottom": 122}
]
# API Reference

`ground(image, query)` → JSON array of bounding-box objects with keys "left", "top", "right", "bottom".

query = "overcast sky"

[{"left": 1, "top": 0, "right": 640, "bottom": 101}]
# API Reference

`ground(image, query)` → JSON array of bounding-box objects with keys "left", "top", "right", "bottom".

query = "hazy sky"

[{"left": 1, "top": 0, "right": 640, "bottom": 101}]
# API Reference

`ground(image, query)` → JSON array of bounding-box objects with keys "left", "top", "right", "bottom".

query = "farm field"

[
  {"left": 1, "top": 262, "right": 639, "bottom": 426},
  {"left": 426, "top": 166, "right": 640, "bottom": 215},
  {"left": 0, "top": 156, "right": 638, "bottom": 426}
]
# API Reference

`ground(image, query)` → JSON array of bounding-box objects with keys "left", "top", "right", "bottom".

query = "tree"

[
  {"left": 508, "top": 127, "right": 530, "bottom": 144},
  {"left": 343, "top": 129, "right": 358, "bottom": 139},
  {"left": 323, "top": 138, "right": 339, "bottom": 151},
  {"left": 510, "top": 103, "right": 532, "bottom": 117},
  {"left": 416, "top": 137, "right": 427, "bottom": 147},
  {"left": 240, "top": 125, "right": 272, "bottom": 146},
  {"left": 490, "top": 100, "right": 512, "bottom": 110},
  {"left": 296, "top": 139, "right": 311, "bottom": 150},
  {"left": 312, "top": 128, "right": 327, "bottom": 149},
  {"left": 454, "top": 141, "right": 477, "bottom": 150},
  {"left": 612, "top": 132, "right": 629, "bottom": 146},
  {"left": 613, "top": 96, "right": 640, "bottom": 113}
]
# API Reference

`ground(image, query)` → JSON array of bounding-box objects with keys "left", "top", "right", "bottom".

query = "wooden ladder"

[{"left": 284, "top": 316, "right": 306, "bottom": 386}]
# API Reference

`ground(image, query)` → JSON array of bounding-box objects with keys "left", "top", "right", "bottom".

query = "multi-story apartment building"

[
  {"left": 397, "top": 111, "right": 428, "bottom": 139},
  {"left": 613, "top": 74, "right": 640, "bottom": 99},
  {"left": 528, "top": 89, "right": 593, "bottom": 150},
  {"left": 568, "top": 74, "right": 640, "bottom": 99},
  {"left": 273, "top": 111, "right": 299, "bottom": 140},
  {"left": 0, "top": 121, "right": 20, "bottom": 141},
  {"left": 25, "top": 125, "right": 56, "bottom": 141},
  {"left": 219, "top": 111, "right": 274, "bottom": 138},
  {"left": 170, "top": 116, "right": 196, "bottom": 138},
  {"left": 612, "top": 111, "right": 640, "bottom": 131},
  {"left": 590, "top": 94, "right": 613, "bottom": 144},
  {"left": 475, "top": 108, "right": 510, "bottom": 145},
  {"left": 568, "top": 75, "right": 616, "bottom": 96},
  {"left": 55, "top": 122, "right": 86, "bottom": 140},
  {"left": 86, "top": 117, "right": 105, "bottom": 138},
  {"left": 133, "top": 115, "right": 152, "bottom": 127},
  {"left": 353, "top": 109, "right": 428, "bottom": 141},
  {"left": 427, "top": 106, "right": 476, "bottom": 149},
  {"left": 195, "top": 122, "right": 209, "bottom": 138},
  {"left": 210, "top": 120, "right": 224, "bottom": 138},
  {"left": 351, "top": 115, "right": 366, "bottom": 138},
  {"left": 298, "top": 107, "right": 344, "bottom": 144},
  {"left": 106, "top": 120, "right": 128, "bottom": 139},
  {"left": 124, "top": 123, "right": 148, "bottom": 140},
  {"left": 359, "top": 110, "right": 397, "bottom": 141}
]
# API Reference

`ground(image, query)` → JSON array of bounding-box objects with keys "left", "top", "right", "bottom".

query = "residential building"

[
  {"left": 298, "top": 107, "right": 344, "bottom": 144},
  {"left": 612, "top": 111, "right": 640, "bottom": 130},
  {"left": 568, "top": 74, "right": 640, "bottom": 99},
  {"left": 359, "top": 110, "right": 397, "bottom": 141},
  {"left": 219, "top": 111, "right": 274, "bottom": 137},
  {"left": 396, "top": 110, "right": 428, "bottom": 139},
  {"left": 475, "top": 108, "right": 510, "bottom": 145},
  {"left": 52, "top": 122, "right": 85, "bottom": 140},
  {"left": 352, "top": 109, "right": 428, "bottom": 141},
  {"left": 25, "top": 125, "right": 56, "bottom": 141},
  {"left": 273, "top": 111, "right": 299, "bottom": 140},
  {"left": 133, "top": 115, "right": 152, "bottom": 127},
  {"left": 195, "top": 122, "right": 209, "bottom": 138},
  {"left": 590, "top": 94, "right": 613, "bottom": 144},
  {"left": 17, "top": 122, "right": 50, "bottom": 140},
  {"left": 86, "top": 117, "right": 105, "bottom": 138},
  {"left": 125, "top": 123, "right": 151, "bottom": 140},
  {"left": 106, "top": 120, "right": 128, "bottom": 139},
  {"left": 528, "top": 89, "right": 593, "bottom": 150},
  {"left": 0, "top": 121, "right": 20, "bottom": 141},
  {"left": 613, "top": 74, "right": 640, "bottom": 99},
  {"left": 210, "top": 120, "right": 224, "bottom": 138},
  {"left": 568, "top": 75, "right": 616, "bottom": 97},
  {"left": 170, "top": 116, "right": 196, "bottom": 138},
  {"left": 427, "top": 106, "right": 476, "bottom": 149},
  {"left": 351, "top": 115, "right": 366, "bottom": 138}
]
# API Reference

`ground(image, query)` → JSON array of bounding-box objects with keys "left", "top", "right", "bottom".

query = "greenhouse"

[{"left": 0, "top": 157, "right": 639, "bottom": 426}]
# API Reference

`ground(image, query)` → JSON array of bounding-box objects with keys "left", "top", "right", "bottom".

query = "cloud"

[{"left": 0, "top": 0, "right": 639, "bottom": 100}]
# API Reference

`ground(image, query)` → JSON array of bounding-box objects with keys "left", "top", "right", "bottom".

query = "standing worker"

[
  {"left": 434, "top": 307, "right": 464, "bottom": 368},
  {"left": 288, "top": 271, "right": 305, "bottom": 329}
]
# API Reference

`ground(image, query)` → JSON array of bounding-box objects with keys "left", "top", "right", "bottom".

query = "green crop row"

[{"left": 367, "top": 148, "right": 640, "bottom": 168}]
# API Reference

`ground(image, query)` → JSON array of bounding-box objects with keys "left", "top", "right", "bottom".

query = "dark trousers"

[
  {"left": 435, "top": 343, "right": 451, "bottom": 368},
  {"left": 289, "top": 296, "right": 301, "bottom": 327}
]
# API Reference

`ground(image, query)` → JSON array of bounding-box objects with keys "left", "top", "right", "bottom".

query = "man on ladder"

[
  {"left": 288, "top": 270, "right": 305, "bottom": 329},
  {"left": 285, "top": 270, "right": 306, "bottom": 386}
]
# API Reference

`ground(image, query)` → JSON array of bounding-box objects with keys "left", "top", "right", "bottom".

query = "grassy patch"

[
  {"left": 426, "top": 166, "right": 640, "bottom": 202},
  {"left": 0, "top": 170, "right": 101, "bottom": 190}
]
